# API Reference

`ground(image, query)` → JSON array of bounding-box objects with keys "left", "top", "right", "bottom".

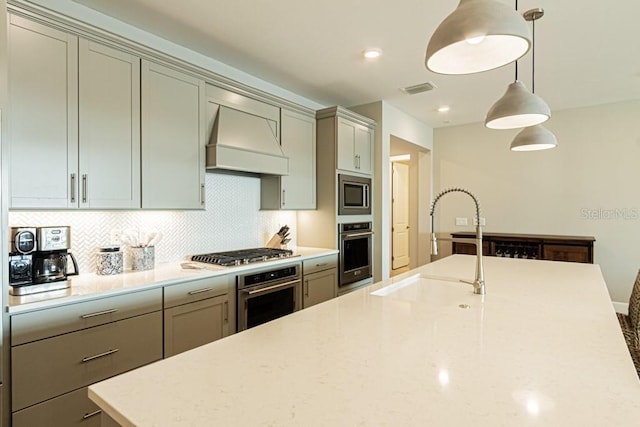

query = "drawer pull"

[
  {"left": 81, "top": 308, "right": 118, "bottom": 319},
  {"left": 83, "top": 410, "right": 102, "bottom": 420},
  {"left": 315, "top": 262, "right": 328, "bottom": 267},
  {"left": 82, "top": 348, "right": 119, "bottom": 362},
  {"left": 188, "top": 287, "right": 214, "bottom": 295}
]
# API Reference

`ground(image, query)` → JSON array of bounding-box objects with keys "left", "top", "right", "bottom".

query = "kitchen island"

[{"left": 89, "top": 255, "right": 640, "bottom": 426}]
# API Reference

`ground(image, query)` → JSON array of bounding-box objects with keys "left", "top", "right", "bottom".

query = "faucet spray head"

[{"left": 430, "top": 233, "right": 438, "bottom": 256}]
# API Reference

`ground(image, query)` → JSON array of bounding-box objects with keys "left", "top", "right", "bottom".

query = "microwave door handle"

[{"left": 365, "top": 184, "right": 370, "bottom": 208}]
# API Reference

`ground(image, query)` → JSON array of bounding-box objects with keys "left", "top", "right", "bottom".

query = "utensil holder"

[{"left": 131, "top": 246, "right": 154, "bottom": 271}]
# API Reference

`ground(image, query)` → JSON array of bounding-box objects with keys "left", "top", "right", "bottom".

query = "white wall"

[
  {"left": 351, "top": 101, "right": 433, "bottom": 281},
  {"left": 433, "top": 100, "right": 640, "bottom": 303}
]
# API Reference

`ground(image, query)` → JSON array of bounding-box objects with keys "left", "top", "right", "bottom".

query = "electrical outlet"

[
  {"left": 109, "top": 229, "right": 122, "bottom": 245},
  {"left": 455, "top": 217, "right": 468, "bottom": 226},
  {"left": 473, "top": 217, "right": 486, "bottom": 226}
]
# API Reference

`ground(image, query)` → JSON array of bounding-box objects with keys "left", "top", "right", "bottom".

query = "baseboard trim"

[{"left": 613, "top": 301, "right": 628, "bottom": 314}]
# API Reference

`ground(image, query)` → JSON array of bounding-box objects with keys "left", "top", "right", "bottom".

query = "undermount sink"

[{"left": 370, "top": 273, "right": 471, "bottom": 297}]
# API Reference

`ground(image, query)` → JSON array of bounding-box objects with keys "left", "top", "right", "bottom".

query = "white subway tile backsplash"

[{"left": 9, "top": 173, "right": 296, "bottom": 274}]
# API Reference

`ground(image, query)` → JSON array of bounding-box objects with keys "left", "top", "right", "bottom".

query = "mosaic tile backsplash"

[{"left": 9, "top": 173, "right": 297, "bottom": 274}]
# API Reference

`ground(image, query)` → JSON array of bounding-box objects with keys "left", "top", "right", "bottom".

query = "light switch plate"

[
  {"left": 455, "top": 217, "right": 468, "bottom": 226},
  {"left": 473, "top": 217, "right": 486, "bottom": 226}
]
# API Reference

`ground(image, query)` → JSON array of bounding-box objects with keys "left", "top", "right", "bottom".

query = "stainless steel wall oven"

[
  {"left": 339, "top": 222, "right": 373, "bottom": 289},
  {"left": 237, "top": 263, "right": 302, "bottom": 331}
]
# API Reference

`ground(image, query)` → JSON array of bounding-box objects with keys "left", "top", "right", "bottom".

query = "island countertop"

[{"left": 89, "top": 255, "right": 640, "bottom": 426}]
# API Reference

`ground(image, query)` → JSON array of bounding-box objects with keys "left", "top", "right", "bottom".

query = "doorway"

[
  {"left": 389, "top": 136, "right": 431, "bottom": 278},
  {"left": 391, "top": 159, "right": 410, "bottom": 274}
]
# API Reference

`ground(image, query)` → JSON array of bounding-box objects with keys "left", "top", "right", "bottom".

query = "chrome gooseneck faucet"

[{"left": 430, "top": 188, "right": 485, "bottom": 295}]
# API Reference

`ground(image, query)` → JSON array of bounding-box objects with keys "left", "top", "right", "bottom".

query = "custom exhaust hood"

[{"left": 206, "top": 105, "right": 289, "bottom": 175}]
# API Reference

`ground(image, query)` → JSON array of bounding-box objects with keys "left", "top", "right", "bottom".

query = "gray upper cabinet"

[
  {"left": 337, "top": 117, "right": 373, "bottom": 175},
  {"left": 261, "top": 108, "right": 317, "bottom": 210},
  {"left": 8, "top": 14, "right": 141, "bottom": 209},
  {"left": 141, "top": 60, "right": 206, "bottom": 209},
  {"left": 78, "top": 39, "right": 141, "bottom": 209},
  {"left": 8, "top": 14, "right": 78, "bottom": 208}
]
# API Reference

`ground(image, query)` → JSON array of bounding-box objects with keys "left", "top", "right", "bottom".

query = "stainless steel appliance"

[
  {"left": 237, "top": 263, "right": 301, "bottom": 331},
  {"left": 339, "top": 222, "right": 373, "bottom": 291},
  {"left": 190, "top": 247, "right": 301, "bottom": 331},
  {"left": 338, "top": 174, "right": 371, "bottom": 215},
  {"left": 8, "top": 227, "right": 36, "bottom": 288},
  {"left": 191, "top": 247, "right": 295, "bottom": 266},
  {"left": 11, "top": 226, "right": 79, "bottom": 296}
]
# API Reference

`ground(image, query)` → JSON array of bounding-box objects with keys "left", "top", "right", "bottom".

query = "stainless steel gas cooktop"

[{"left": 190, "top": 247, "right": 295, "bottom": 267}]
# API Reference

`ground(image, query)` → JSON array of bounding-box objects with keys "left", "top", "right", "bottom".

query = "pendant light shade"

[
  {"left": 485, "top": 80, "right": 550, "bottom": 129},
  {"left": 510, "top": 125, "right": 557, "bottom": 151},
  {"left": 425, "top": 0, "right": 531, "bottom": 75}
]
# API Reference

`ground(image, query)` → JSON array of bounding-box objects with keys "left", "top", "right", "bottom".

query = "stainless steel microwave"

[{"left": 338, "top": 174, "right": 371, "bottom": 215}]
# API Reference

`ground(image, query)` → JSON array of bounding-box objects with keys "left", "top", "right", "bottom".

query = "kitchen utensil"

[{"left": 148, "top": 231, "right": 163, "bottom": 247}]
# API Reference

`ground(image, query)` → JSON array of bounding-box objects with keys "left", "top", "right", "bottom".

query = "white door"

[{"left": 392, "top": 162, "right": 410, "bottom": 269}]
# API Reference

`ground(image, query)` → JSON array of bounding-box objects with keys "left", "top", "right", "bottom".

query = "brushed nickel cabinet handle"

[
  {"left": 70, "top": 174, "right": 76, "bottom": 203},
  {"left": 304, "top": 279, "right": 309, "bottom": 297},
  {"left": 315, "top": 262, "right": 328, "bottom": 267},
  {"left": 82, "top": 348, "right": 119, "bottom": 363},
  {"left": 80, "top": 308, "right": 118, "bottom": 319},
  {"left": 188, "top": 287, "right": 213, "bottom": 295},
  {"left": 83, "top": 410, "right": 102, "bottom": 420},
  {"left": 82, "top": 174, "right": 88, "bottom": 203},
  {"left": 282, "top": 189, "right": 286, "bottom": 207},
  {"left": 200, "top": 183, "right": 205, "bottom": 205},
  {"left": 224, "top": 301, "right": 229, "bottom": 322}
]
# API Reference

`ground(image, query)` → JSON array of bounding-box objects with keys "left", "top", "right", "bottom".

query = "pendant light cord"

[
  {"left": 532, "top": 16, "right": 536, "bottom": 94},
  {"left": 515, "top": 0, "right": 518, "bottom": 81}
]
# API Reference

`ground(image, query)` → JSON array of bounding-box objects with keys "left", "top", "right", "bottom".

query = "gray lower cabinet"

[
  {"left": 163, "top": 275, "right": 234, "bottom": 358},
  {"left": 10, "top": 288, "right": 163, "bottom": 426},
  {"left": 302, "top": 255, "right": 338, "bottom": 308},
  {"left": 12, "top": 388, "right": 101, "bottom": 427}
]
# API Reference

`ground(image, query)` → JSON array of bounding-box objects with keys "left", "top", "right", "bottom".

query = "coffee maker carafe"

[{"left": 33, "top": 226, "right": 79, "bottom": 282}]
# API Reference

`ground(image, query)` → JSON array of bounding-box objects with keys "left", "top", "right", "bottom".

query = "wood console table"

[{"left": 451, "top": 232, "right": 595, "bottom": 264}]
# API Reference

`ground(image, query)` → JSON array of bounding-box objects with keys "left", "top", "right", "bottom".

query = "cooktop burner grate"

[{"left": 190, "top": 247, "right": 294, "bottom": 266}]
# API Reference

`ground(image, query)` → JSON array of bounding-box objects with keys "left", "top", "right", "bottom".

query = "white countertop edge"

[{"left": 8, "top": 247, "right": 337, "bottom": 315}]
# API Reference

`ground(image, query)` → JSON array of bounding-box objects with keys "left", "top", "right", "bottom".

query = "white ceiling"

[{"left": 71, "top": 0, "right": 640, "bottom": 128}]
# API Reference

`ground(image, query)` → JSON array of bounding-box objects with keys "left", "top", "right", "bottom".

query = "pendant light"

[
  {"left": 510, "top": 124, "right": 557, "bottom": 151},
  {"left": 510, "top": 8, "right": 557, "bottom": 151},
  {"left": 484, "top": 3, "right": 550, "bottom": 129},
  {"left": 425, "top": 0, "right": 531, "bottom": 75}
]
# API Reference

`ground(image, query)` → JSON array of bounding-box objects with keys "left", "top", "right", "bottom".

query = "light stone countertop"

[
  {"left": 8, "top": 246, "right": 337, "bottom": 314},
  {"left": 89, "top": 254, "right": 640, "bottom": 426}
]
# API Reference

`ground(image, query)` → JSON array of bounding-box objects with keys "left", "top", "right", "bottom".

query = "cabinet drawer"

[
  {"left": 164, "top": 275, "right": 230, "bottom": 309},
  {"left": 12, "top": 287, "right": 162, "bottom": 345},
  {"left": 542, "top": 244, "right": 591, "bottom": 263},
  {"left": 303, "top": 254, "right": 338, "bottom": 275},
  {"left": 12, "top": 311, "right": 162, "bottom": 411},
  {"left": 13, "top": 387, "right": 101, "bottom": 427}
]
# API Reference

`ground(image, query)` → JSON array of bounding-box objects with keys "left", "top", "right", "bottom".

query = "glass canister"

[
  {"left": 131, "top": 246, "right": 155, "bottom": 271},
  {"left": 96, "top": 246, "right": 123, "bottom": 275}
]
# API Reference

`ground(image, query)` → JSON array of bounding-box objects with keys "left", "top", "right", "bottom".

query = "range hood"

[{"left": 206, "top": 105, "right": 289, "bottom": 175}]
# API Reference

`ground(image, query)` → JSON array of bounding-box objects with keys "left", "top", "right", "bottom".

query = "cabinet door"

[
  {"left": 354, "top": 126, "right": 373, "bottom": 174},
  {"left": 303, "top": 268, "right": 337, "bottom": 309},
  {"left": 8, "top": 14, "right": 78, "bottom": 208},
  {"left": 78, "top": 39, "right": 141, "bottom": 208},
  {"left": 281, "top": 109, "right": 316, "bottom": 209},
  {"left": 336, "top": 118, "right": 357, "bottom": 172},
  {"left": 141, "top": 60, "right": 205, "bottom": 209},
  {"left": 164, "top": 294, "right": 230, "bottom": 358}
]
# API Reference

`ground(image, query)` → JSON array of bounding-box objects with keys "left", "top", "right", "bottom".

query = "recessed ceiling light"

[
  {"left": 363, "top": 48, "right": 383, "bottom": 59},
  {"left": 437, "top": 105, "right": 451, "bottom": 113}
]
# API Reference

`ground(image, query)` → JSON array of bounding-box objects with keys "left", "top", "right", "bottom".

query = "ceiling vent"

[{"left": 401, "top": 81, "right": 437, "bottom": 95}]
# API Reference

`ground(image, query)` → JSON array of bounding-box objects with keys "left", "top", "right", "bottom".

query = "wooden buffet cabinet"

[{"left": 451, "top": 232, "right": 595, "bottom": 264}]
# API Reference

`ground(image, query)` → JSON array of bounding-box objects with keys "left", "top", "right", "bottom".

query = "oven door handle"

[
  {"left": 244, "top": 279, "right": 301, "bottom": 296},
  {"left": 341, "top": 231, "right": 374, "bottom": 238}
]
